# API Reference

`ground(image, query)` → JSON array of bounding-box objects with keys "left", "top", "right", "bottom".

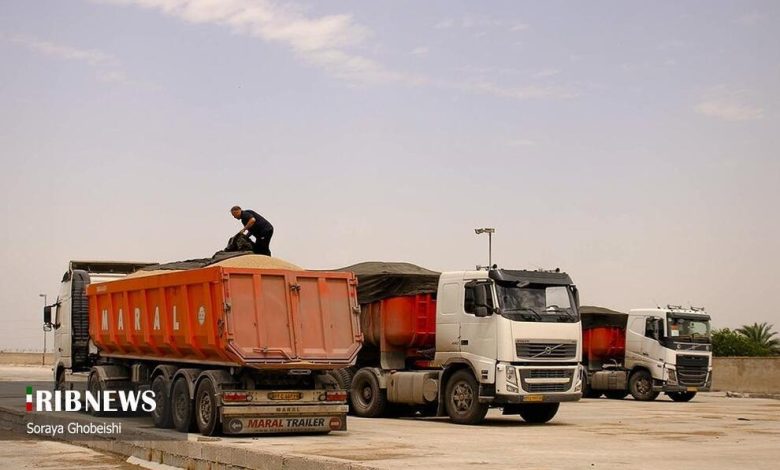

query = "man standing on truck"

[{"left": 230, "top": 205, "right": 274, "bottom": 256}]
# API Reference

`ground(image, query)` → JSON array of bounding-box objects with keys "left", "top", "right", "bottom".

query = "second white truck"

[{"left": 580, "top": 305, "right": 712, "bottom": 402}]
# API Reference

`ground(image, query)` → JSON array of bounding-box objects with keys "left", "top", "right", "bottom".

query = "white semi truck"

[
  {"left": 334, "top": 263, "right": 583, "bottom": 425},
  {"left": 580, "top": 305, "right": 712, "bottom": 402}
]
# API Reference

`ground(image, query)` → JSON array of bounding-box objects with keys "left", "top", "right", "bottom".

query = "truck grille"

[
  {"left": 677, "top": 366, "right": 708, "bottom": 387},
  {"left": 524, "top": 383, "right": 569, "bottom": 393},
  {"left": 526, "top": 369, "right": 573, "bottom": 379},
  {"left": 519, "top": 369, "right": 574, "bottom": 393},
  {"left": 676, "top": 354, "right": 709, "bottom": 387},
  {"left": 516, "top": 341, "right": 577, "bottom": 359}
]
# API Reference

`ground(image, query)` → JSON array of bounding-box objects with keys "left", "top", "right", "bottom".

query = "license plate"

[
  {"left": 686, "top": 387, "right": 698, "bottom": 392},
  {"left": 523, "top": 394, "right": 544, "bottom": 402},
  {"left": 267, "top": 392, "right": 302, "bottom": 400}
]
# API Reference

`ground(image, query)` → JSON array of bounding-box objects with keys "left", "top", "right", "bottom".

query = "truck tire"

[
  {"left": 87, "top": 372, "right": 106, "bottom": 417},
  {"left": 604, "top": 390, "right": 629, "bottom": 400},
  {"left": 518, "top": 403, "right": 559, "bottom": 424},
  {"left": 629, "top": 370, "right": 659, "bottom": 401},
  {"left": 195, "top": 377, "right": 220, "bottom": 436},
  {"left": 444, "top": 370, "right": 489, "bottom": 425},
  {"left": 150, "top": 375, "right": 173, "bottom": 428},
  {"left": 171, "top": 377, "right": 195, "bottom": 433},
  {"left": 350, "top": 368, "right": 387, "bottom": 418},
  {"left": 667, "top": 391, "right": 697, "bottom": 402}
]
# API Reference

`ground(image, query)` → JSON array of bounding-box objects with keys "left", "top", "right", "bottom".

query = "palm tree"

[{"left": 737, "top": 322, "right": 780, "bottom": 354}]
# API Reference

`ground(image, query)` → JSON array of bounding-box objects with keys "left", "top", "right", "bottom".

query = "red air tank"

[
  {"left": 582, "top": 327, "right": 626, "bottom": 364},
  {"left": 361, "top": 294, "right": 436, "bottom": 357}
]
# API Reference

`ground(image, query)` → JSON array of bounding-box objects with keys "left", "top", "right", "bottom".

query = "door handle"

[{"left": 460, "top": 339, "right": 469, "bottom": 346}]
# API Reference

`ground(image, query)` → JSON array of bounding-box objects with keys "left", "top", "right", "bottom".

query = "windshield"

[
  {"left": 495, "top": 283, "right": 578, "bottom": 323},
  {"left": 667, "top": 316, "right": 711, "bottom": 343}
]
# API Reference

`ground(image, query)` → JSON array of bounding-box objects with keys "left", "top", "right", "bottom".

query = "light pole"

[
  {"left": 474, "top": 227, "right": 495, "bottom": 269},
  {"left": 39, "top": 294, "right": 47, "bottom": 366}
]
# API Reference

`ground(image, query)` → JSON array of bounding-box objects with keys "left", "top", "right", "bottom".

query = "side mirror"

[
  {"left": 43, "top": 305, "right": 52, "bottom": 326},
  {"left": 571, "top": 286, "right": 580, "bottom": 308},
  {"left": 474, "top": 306, "right": 489, "bottom": 318}
]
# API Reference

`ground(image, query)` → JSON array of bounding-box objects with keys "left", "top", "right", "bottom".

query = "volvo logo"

[{"left": 532, "top": 344, "right": 563, "bottom": 358}]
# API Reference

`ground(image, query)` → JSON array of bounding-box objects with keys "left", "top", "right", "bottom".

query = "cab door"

[{"left": 458, "top": 280, "right": 498, "bottom": 383}]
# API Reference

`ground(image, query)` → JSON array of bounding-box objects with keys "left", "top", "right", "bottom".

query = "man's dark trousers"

[{"left": 251, "top": 227, "right": 273, "bottom": 256}]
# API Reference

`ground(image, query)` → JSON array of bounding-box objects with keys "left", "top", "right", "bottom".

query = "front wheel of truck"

[
  {"left": 445, "top": 370, "right": 488, "bottom": 425},
  {"left": 350, "top": 368, "right": 387, "bottom": 418},
  {"left": 518, "top": 403, "right": 559, "bottom": 424},
  {"left": 87, "top": 371, "right": 106, "bottom": 417},
  {"left": 667, "top": 391, "right": 697, "bottom": 402},
  {"left": 195, "top": 377, "right": 220, "bottom": 436},
  {"left": 629, "top": 370, "right": 660, "bottom": 401}
]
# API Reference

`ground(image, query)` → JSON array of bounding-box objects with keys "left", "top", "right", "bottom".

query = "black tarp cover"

[
  {"left": 337, "top": 261, "right": 441, "bottom": 305},
  {"left": 138, "top": 251, "right": 250, "bottom": 271},
  {"left": 580, "top": 305, "right": 629, "bottom": 329}
]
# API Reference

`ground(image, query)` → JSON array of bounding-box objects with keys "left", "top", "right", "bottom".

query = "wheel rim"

[
  {"left": 199, "top": 391, "right": 212, "bottom": 425},
  {"left": 358, "top": 381, "right": 373, "bottom": 406},
  {"left": 451, "top": 381, "right": 474, "bottom": 413},
  {"left": 637, "top": 377, "right": 651, "bottom": 395}
]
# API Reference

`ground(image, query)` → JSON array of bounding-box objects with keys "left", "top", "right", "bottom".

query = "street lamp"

[
  {"left": 474, "top": 227, "right": 495, "bottom": 269},
  {"left": 39, "top": 294, "right": 47, "bottom": 366}
]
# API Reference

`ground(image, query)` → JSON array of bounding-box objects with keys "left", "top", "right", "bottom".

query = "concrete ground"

[
  {"left": 2, "top": 366, "right": 779, "bottom": 470},
  {"left": 0, "top": 428, "right": 143, "bottom": 469}
]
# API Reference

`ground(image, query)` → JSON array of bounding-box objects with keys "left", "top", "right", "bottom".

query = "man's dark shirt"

[{"left": 240, "top": 210, "right": 273, "bottom": 235}]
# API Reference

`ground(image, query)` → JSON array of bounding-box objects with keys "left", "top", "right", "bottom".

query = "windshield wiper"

[
  {"left": 546, "top": 306, "right": 575, "bottom": 321},
  {"left": 516, "top": 308, "right": 543, "bottom": 321}
]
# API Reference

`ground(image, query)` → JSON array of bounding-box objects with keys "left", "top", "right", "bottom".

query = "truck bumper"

[
  {"left": 493, "top": 392, "right": 582, "bottom": 404},
  {"left": 654, "top": 371, "right": 713, "bottom": 393},
  {"left": 656, "top": 384, "right": 711, "bottom": 393},
  {"left": 220, "top": 404, "right": 349, "bottom": 434},
  {"left": 218, "top": 389, "right": 350, "bottom": 435}
]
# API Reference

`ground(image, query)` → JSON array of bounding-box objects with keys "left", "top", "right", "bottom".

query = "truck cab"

[
  {"left": 626, "top": 306, "right": 712, "bottom": 400},
  {"left": 44, "top": 261, "right": 156, "bottom": 389},
  {"left": 434, "top": 269, "right": 582, "bottom": 413}
]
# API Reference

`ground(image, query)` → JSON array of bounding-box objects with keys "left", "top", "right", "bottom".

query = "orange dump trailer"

[
  {"left": 89, "top": 265, "right": 361, "bottom": 368},
  {"left": 46, "top": 258, "right": 362, "bottom": 436}
]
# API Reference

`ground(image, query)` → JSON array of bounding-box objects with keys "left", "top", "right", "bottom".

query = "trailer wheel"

[
  {"left": 518, "top": 403, "right": 559, "bottom": 424},
  {"left": 171, "top": 377, "right": 195, "bottom": 433},
  {"left": 444, "top": 370, "right": 488, "bottom": 425},
  {"left": 150, "top": 376, "right": 173, "bottom": 428},
  {"left": 667, "top": 391, "right": 697, "bottom": 402},
  {"left": 195, "top": 377, "right": 220, "bottom": 436},
  {"left": 604, "top": 390, "right": 629, "bottom": 400},
  {"left": 629, "top": 370, "right": 659, "bottom": 401},
  {"left": 350, "top": 368, "right": 387, "bottom": 418},
  {"left": 87, "top": 371, "right": 106, "bottom": 417}
]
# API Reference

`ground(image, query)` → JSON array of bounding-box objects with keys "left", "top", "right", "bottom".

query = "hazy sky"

[{"left": 1, "top": 1, "right": 778, "bottom": 350}]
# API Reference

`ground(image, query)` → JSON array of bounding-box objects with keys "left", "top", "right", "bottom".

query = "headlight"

[
  {"left": 506, "top": 366, "right": 518, "bottom": 386},
  {"left": 667, "top": 369, "right": 677, "bottom": 384}
]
